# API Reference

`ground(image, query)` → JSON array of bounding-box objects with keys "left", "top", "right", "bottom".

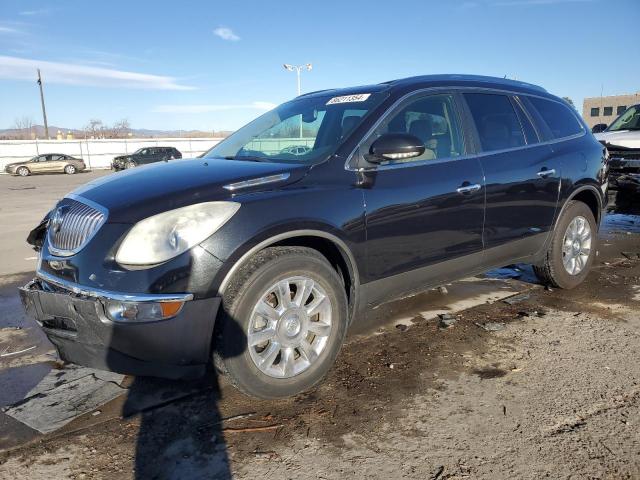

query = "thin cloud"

[
  {"left": 0, "top": 23, "right": 24, "bottom": 35},
  {"left": 213, "top": 27, "right": 240, "bottom": 41},
  {"left": 153, "top": 102, "right": 276, "bottom": 114},
  {"left": 0, "top": 56, "right": 195, "bottom": 90},
  {"left": 493, "top": 0, "right": 592, "bottom": 5},
  {"left": 19, "top": 8, "right": 51, "bottom": 16}
]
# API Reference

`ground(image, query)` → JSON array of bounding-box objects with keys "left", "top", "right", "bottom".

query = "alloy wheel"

[
  {"left": 562, "top": 215, "right": 592, "bottom": 275},
  {"left": 247, "top": 276, "right": 332, "bottom": 378}
]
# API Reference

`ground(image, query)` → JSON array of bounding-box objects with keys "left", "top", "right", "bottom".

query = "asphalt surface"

[
  {"left": 0, "top": 170, "right": 112, "bottom": 277},
  {"left": 0, "top": 171, "right": 638, "bottom": 479}
]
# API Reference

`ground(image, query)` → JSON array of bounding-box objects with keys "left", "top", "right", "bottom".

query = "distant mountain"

[{"left": 0, "top": 124, "right": 232, "bottom": 140}]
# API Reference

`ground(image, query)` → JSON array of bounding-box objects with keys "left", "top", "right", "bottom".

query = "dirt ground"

[{"left": 0, "top": 197, "right": 639, "bottom": 479}]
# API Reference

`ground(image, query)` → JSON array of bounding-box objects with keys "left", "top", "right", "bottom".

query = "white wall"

[{"left": 0, "top": 137, "right": 223, "bottom": 171}]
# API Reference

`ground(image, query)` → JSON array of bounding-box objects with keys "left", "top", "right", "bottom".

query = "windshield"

[
  {"left": 203, "top": 91, "right": 388, "bottom": 164},
  {"left": 607, "top": 105, "right": 640, "bottom": 132}
]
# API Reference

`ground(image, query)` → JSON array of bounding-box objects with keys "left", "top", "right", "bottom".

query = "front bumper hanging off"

[{"left": 19, "top": 275, "right": 220, "bottom": 379}]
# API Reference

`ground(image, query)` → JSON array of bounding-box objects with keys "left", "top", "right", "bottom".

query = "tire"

[
  {"left": 533, "top": 200, "right": 598, "bottom": 289},
  {"left": 17, "top": 166, "right": 30, "bottom": 177},
  {"left": 215, "top": 246, "right": 348, "bottom": 399},
  {"left": 125, "top": 161, "right": 136, "bottom": 169},
  {"left": 64, "top": 164, "right": 76, "bottom": 174}
]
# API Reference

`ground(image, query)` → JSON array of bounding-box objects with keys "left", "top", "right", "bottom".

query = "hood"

[
  {"left": 70, "top": 158, "right": 309, "bottom": 223},
  {"left": 595, "top": 130, "right": 640, "bottom": 149},
  {"left": 113, "top": 155, "right": 129, "bottom": 161}
]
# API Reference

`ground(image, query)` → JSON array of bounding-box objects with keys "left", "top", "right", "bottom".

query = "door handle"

[
  {"left": 537, "top": 168, "right": 556, "bottom": 178},
  {"left": 456, "top": 183, "right": 482, "bottom": 195}
]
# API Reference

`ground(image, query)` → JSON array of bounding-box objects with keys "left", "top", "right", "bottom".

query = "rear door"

[
  {"left": 461, "top": 92, "right": 560, "bottom": 265},
  {"left": 359, "top": 92, "right": 486, "bottom": 305},
  {"left": 48, "top": 154, "right": 67, "bottom": 172}
]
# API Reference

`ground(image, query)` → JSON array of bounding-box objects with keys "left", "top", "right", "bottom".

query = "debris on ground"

[
  {"left": 474, "top": 322, "right": 506, "bottom": 332},
  {"left": 396, "top": 324, "right": 408, "bottom": 332},
  {"left": 503, "top": 293, "right": 530, "bottom": 305},
  {"left": 438, "top": 313, "right": 457, "bottom": 328},
  {"left": 437, "top": 286, "right": 448, "bottom": 295},
  {"left": 2, "top": 366, "right": 125, "bottom": 433},
  {"left": 0, "top": 345, "right": 36, "bottom": 357},
  {"left": 621, "top": 252, "right": 640, "bottom": 260}
]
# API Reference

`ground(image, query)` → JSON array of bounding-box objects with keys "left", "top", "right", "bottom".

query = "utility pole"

[{"left": 37, "top": 69, "right": 49, "bottom": 139}]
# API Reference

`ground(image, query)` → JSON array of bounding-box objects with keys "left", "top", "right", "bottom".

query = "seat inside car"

[
  {"left": 408, "top": 119, "right": 436, "bottom": 160},
  {"left": 479, "top": 116, "right": 512, "bottom": 151}
]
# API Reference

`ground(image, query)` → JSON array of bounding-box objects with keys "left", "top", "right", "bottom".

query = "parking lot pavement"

[
  {"left": 0, "top": 185, "right": 639, "bottom": 478},
  {"left": 0, "top": 170, "right": 112, "bottom": 277}
]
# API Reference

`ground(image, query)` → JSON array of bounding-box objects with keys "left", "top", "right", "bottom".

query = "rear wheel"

[
  {"left": 215, "top": 246, "right": 348, "bottom": 399},
  {"left": 17, "top": 167, "right": 29, "bottom": 177},
  {"left": 534, "top": 200, "right": 597, "bottom": 289},
  {"left": 64, "top": 164, "right": 76, "bottom": 174}
]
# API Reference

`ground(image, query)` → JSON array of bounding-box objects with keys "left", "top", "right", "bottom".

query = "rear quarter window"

[{"left": 526, "top": 97, "right": 584, "bottom": 140}]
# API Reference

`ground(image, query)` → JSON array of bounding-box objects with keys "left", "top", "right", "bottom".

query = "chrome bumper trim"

[{"left": 35, "top": 269, "right": 194, "bottom": 303}]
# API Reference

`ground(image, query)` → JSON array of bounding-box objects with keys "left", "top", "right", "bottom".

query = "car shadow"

[{"left": 109, "top": 311, "right": 246, "bottom": 479}]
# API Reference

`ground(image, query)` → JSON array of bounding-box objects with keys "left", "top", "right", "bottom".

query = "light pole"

[
  {"left": 283, "top": 63, "right": 312, "bottom": 96},
  {"left": 36, "top": 69, "right": 49, "bottom": 139},
  {"left": 283, "top": 63, "right": 312, "bottom": 138}
]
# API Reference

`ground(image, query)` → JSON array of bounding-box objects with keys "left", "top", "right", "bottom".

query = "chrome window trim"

[
  {"left": 48, "top": 194, "right": 109, "bottom": 257},
  {"left": 344, "top": 86, "right": 586, "bottom": 172},
  {"left": 35, "top": 268, "right": 194, "bottom": 303}
]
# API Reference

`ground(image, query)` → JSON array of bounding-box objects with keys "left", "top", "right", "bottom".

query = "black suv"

[
  {"left": 111, "top": 146, "right": 182, "bottom": 171},
  {"left": 20, "top": 75, "right": 608, "bottom": 399}
]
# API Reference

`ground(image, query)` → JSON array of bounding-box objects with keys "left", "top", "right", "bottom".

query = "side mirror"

[
  {"left": 592, "top": 123, "right": 608, "bottom": 133},
  {"left": 368, "top": 133, "right": 425, "bottom": 164}
]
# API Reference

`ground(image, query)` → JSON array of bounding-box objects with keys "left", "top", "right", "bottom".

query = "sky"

[{"left": 0, "top": 0, "right": 638, "bottom": 132}]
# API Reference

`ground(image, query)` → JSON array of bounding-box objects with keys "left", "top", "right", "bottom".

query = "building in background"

[{"left": 583, "top": 93, "right": 640, "bottom": 129}]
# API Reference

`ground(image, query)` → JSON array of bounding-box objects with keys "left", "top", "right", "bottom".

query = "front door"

[{"left": 358, "top": 92, "right": 485, "bottom": 305}]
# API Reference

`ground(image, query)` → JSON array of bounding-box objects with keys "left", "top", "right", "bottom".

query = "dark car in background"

[
  {"left": 5, "top": 154, "right": 86, "bottom": 176},
  {"left": 20, "top": 74, "right": 607, "bottom": 399},
  {"left": 111, "top": 146, "right": 182, "bottom": 171}
]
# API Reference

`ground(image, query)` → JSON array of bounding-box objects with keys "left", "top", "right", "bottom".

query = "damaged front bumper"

[
  {"left": 19, "top": 272, "right": 220, "bottom": 379},
  {"left": 607, "top": 149, "right": 640, "bottom": 187}
]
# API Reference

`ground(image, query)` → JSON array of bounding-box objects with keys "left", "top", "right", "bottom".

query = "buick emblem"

[{"left": 50, "top": 205, "right": 69, "bottom": 233}]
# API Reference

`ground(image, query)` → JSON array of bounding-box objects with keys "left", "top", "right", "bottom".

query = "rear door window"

[
  {"left": 464, "top": 93, "right": 526, "bottom": 152},
  {"left": 526, "top": 97, "right": 584, "bottom": 139}
]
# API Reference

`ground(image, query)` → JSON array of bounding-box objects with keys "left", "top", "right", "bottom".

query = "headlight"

[{"left": 115, "top": 201, "right": 240, "bottom": 266}]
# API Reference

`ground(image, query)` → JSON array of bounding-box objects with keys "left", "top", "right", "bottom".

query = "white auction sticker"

[{"left": 326, "top": 93, "right": 371, "bottom": 105}]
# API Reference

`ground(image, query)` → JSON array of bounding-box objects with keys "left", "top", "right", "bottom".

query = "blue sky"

[{"left": 0, "top": 0, "right": 638, "bottom": 132}]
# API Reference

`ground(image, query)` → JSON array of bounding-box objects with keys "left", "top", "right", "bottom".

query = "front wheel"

[
  {"left": 125, "top": 161, "right": 136, "bottom": 169},
  {"left": 17, "top": 166, "right": 30, "bottom": 177},
  {"left": 64, "top": 164, "right": 76, "bottom": 174},
  {"left": 215, "top": 246, "right": 348, "bottom": 399},
  {"left": 534, "top": 200, "right": 598, "bottom": 289}
]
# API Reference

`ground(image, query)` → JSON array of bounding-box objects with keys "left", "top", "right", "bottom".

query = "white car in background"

[{"left": 594, "top": 104, "right": 640, "bottom": 186}]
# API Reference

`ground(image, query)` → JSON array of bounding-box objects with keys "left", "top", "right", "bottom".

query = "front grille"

[
  {"left": 48, "top": 198, "right": 106, "bottom": 256},
  {"left": 607, "top": 149, "right": 640, "bottom": 161}
]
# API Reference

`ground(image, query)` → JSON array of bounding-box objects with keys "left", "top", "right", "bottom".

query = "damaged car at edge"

[
  {"left": 19, "top": 74, "right": 608, "bottom": 399},
  {"left": 594, "top": 104, "right": 640, "bottom": 188}
]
